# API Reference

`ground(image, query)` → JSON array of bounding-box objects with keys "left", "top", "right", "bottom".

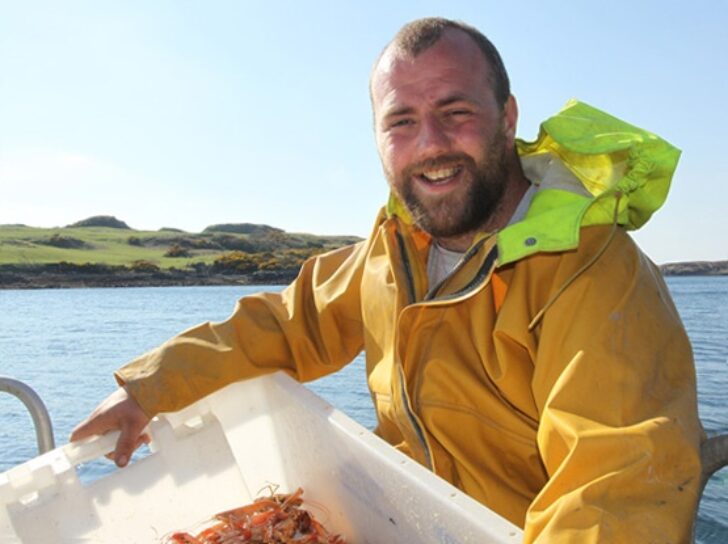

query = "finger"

[
  {"left": 70, "top": 413, "right": 113, "bottom": 443},
  {"left": 114, "top": 421, "right": 147, "bottom": 468},
  {"left": 114, "top": 412, "right": 150, "bottom": 467},
  {"left": 104, "top": 431, "right": 151, "bottom": 464},
  {"left": 69, "top": 389, "right": 126, "bottom": 442},
  {"left": 70, "top": 388, "right": 138, "bottom": 441}
]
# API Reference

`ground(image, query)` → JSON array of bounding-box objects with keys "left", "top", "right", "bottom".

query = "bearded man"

[{"left": 73, "top": 17, "right": 703, "bottom": 543}]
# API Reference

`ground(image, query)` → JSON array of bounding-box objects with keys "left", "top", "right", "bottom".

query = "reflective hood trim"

[{"left": 498, "top": 100, "right": 681, "bottom": 265}]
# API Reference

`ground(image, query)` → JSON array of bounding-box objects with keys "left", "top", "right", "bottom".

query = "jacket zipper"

[
  {"left": 395, "top": 225, "right": 498, "bottom": 470},
  {"left": 394, "top": 230, "right": 417, "bottom": 305},
  {"left": 427, "top": 243, "right": 499, "bottom": 303},
  {"left": 393, "top": 227, "right": 499, "bottom": 472},
  {"left": 423, "top": 237, "right": 496, "bottom": 302},
  {"left": 408, "top": 238, "right": 501, "bottom": 472},
  {"left": 393, "top": 229, "right": 433, "bottom": 470},
  {"left": 398, "top": 365, "right": 433, "bottom": 469}
]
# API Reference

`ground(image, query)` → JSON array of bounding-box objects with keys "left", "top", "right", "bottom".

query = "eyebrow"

[
  {"left": 383, "top": 93, "right": 476, "bottom": 119},
  {"left": 436, "top": 93, "right": 474, "bottom": 108},
  {"left": 383, "top": 105, "right": 415, "bottom": 119}
]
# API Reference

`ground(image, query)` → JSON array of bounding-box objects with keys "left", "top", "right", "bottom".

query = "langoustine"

[{"left": 163, "top": 487, "right": 346, "bottom": 544}]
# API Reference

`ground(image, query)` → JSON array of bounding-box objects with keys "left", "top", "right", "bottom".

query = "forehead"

[{"left": 371, "top": 30, "right": 493, "bottom": 114}]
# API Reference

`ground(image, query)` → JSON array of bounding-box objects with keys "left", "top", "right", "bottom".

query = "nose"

[{"left": 417, "top": 114, "right": 450, "bottom": 154}]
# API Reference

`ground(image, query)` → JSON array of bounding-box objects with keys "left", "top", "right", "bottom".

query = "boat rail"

[{"left": 0, "top": 376, "right": 55, "bottom": 455}]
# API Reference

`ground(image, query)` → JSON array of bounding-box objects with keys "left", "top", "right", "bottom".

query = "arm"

[
  {"left": 117, "top": 241, "right": 368, "bottom": 416},
  {"left": 524, "top": 227, "right": 703, "bottom": 543},
  {"left": 71, "top": 240, "right": 369, "bottom": 465}
]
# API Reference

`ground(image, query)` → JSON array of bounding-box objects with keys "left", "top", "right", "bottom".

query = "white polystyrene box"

[{"left": 0, "top": 372, "right": 523, "bottom": 543}]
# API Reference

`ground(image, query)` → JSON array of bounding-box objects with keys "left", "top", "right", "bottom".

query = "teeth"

[{"left": 422, "top": 166, "right": 458, "bottom": 182}]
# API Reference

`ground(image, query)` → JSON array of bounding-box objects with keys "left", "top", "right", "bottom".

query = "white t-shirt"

[
  {"left": 426, "top": 183, "right": 537, "bottom": 287},
  {"left": 427, "top": 243, "right": 465, "bottom": 287}
]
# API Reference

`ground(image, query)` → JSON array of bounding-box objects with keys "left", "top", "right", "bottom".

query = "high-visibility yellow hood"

[{"left": 386, "top": 100, "right": 681, "bottom": 265}]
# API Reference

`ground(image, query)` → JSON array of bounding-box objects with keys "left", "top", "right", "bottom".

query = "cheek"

[
  {"left": 457, "top": 128, "right": 494, "bottom": 161},
  {"left": 378, "top": 137, "right": 405, "bottom": 176}
]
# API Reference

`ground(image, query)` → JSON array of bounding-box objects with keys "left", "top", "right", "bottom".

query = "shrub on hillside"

[
  {"left": 38, "top": 234, "right": 91, "bottom": 249},
  {"left": 66, "top": 216, "right": 131, "bottom": 229},
  {"left": 203, "top": 223, "right": 282, "bottom": 235},
  {"left": 212, "top": 251, "right": 260, "bottom": 274},
  {"left": 187, "top": 261, "right": 210, "bottom": 276},
  {"left": 210, "top": 232, "right": 302, "bottom": 253},
  {"left": 130, "top": 260, "right": 160, "bottom": 273},
  {"left": 165, "top": 244, "right": 191, "bottom": 258},
  {"left": 143, "top": 236, "right": 221, "bottom": 250},
  {"left": 210, "top": 234, "right": 260, "bottom": 252},
  {"left": 49, "top": 262, "right": 118, "bottom": 274},
  {"left": 258, "top": 248, "right": 322, "bottom": 271}
]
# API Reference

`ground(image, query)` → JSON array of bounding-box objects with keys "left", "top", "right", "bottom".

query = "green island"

[
  {"left": 0, "top": 216, "right": 725, "bottom": 289},
  {"left": 0, "top": 216, "right": 361, "bottom": 289}
]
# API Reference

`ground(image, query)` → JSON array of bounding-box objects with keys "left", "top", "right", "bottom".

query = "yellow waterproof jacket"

[{"left": 118, "top": 101, "right": 703, "bottom": 543}]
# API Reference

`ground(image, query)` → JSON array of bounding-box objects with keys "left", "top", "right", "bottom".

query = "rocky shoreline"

[
  {"left": 1, "top": 260, "right": 726, "bottom": 290},
  {"left": 0, "top": 263, "right": 300, "bottom": 290},
  {"left": 658, "top": 260, "right": 728, "bottom": 276}
]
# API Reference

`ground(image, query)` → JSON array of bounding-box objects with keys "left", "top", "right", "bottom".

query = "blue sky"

[{"left": 1, "top": 1, "right": 726, "bottom": 264}]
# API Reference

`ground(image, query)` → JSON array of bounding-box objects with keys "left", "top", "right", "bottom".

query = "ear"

[{"left": 502, "top": 95, "right": 518, "bottom": 146}]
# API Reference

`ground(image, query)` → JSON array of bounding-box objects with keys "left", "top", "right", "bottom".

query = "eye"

[
  {"left": 447, "top": 109, "right": 472, "bottom": 118},
  {"left": 389, "top": 118, "right": 414, "bottom": 129}
]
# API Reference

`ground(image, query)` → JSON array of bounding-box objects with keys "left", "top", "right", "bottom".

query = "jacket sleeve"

[
  {"left": 115, "top": 241, "right": 368, "bottom": 417},
  {"left": 523, "top": 226, "right": 704, "bottom": 543}
]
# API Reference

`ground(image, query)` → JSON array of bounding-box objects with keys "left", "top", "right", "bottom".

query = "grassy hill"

[
  {"left": 0, "top": 222, "right": 360, "bottom": 268},
  {"left": 0, "top": 218, "right": 361, "bottom": 288}
]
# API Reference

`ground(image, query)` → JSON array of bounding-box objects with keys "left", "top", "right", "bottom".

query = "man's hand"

[{"left": 70, "top": 387, "right": 150, "bottom": 467}]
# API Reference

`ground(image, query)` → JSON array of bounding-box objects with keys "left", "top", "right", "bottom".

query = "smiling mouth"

[{"left": 418, "top": 165, "right": 462, "bottom": 185}]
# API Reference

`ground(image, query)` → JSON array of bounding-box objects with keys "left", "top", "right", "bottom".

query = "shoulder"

[
  {"left": 502, "top": 226, "right": 671, "bottom": 325},
  {"left": 513, "top": 225, "right": 655, "bottom": 285}
]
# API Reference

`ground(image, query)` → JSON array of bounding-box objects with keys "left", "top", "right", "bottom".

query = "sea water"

[{"left": 1, "top": 277, "right": 726, "bottom": 541}]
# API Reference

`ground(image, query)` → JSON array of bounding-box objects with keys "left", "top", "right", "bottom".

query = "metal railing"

[{"left": 0, "top": 376, "right": 55, "bottom": 454}]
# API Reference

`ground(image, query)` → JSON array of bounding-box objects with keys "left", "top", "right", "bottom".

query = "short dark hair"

[{"left": 377, "top": 17, "right": 511, "bottom": 108}]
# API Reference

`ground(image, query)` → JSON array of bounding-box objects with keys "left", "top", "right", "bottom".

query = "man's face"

[{"left": 371, "top": 30, "right": 517, "bottom": 243}]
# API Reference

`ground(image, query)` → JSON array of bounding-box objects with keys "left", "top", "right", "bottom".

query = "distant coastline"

[
  {"left": 1, "top": 217, "right": 725, "bottom": 290},
  {"left": 1, "top": 260, "right": 726, "bottom": 291},
  {"left": 0, "top": 263, "right": 300, "bottom": 290},
  {"left": 658, "top": 260, "right": 728, "bottom": 276}
]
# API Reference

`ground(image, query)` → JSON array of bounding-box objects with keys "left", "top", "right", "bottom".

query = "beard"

[{"left": 389, "top": 130, "right": 510, "bottom": 239}]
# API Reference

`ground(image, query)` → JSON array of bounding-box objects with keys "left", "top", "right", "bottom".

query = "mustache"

[{"left": 403, "top": 152, "right": 476, "bottom": 178}]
